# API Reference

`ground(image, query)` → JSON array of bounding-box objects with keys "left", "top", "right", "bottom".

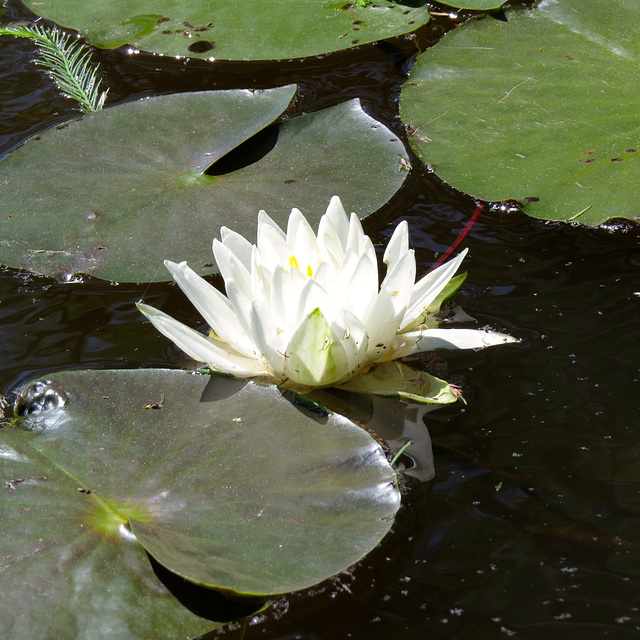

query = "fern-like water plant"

[{"left": 0, "top": 23, "right": 108, "bottom": 114}]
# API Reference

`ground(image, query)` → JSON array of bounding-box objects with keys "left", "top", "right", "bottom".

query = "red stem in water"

[{"left": 428, "top": 202, "right": 484, "bottom": 272}]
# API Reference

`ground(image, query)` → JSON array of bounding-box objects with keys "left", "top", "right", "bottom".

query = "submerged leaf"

[{"left": 0, "top": 24, "right": 107, "bottom": 113}]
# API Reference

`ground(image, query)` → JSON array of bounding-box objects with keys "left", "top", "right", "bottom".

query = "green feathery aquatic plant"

[{"left": 0, "top": 23, "right": 108, "bottom": 114}]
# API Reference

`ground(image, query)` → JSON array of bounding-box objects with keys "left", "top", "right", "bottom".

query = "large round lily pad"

[
  {"left": 0, "top": 89, "right": 408, "bottom": 282},
  {"left": 3, "top": 369, "right": 399, "bottom": 617},
  {"left": 19, "top": 0, "right": 430, "bottom": 60},
  {"left": 399, "top": 0, "right": 640, "bottom": 225}
]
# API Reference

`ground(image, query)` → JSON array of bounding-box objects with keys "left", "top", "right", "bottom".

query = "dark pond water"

[{"left": 1, "top": 1, "right": 640, "bottom": 638}]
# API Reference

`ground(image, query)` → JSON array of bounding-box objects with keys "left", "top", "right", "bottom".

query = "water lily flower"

[{"left": 137, "top": 197, "right": 517, "bottom": 403}]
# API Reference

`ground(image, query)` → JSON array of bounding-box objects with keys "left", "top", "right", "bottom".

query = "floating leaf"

[
  {"left": 18, "top": 0, "right": 430, "bottom": 60},
  {"left": 399, "top": 0, "right": 640, "bottom": 225},
  {"left": 0, "top": 89, "right": 408, "bottom": 282},
  {"left": 0, "top": 432, "right": 220, "bottom": 640},
  {"left": 2, "top": 369, "right": 399, "bottom": 619},
  {"left": 437, "top": 1, "right": 506, "bottom": 8}
]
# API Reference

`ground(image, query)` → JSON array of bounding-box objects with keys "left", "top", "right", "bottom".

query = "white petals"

[
  {"left": 163, "top": 260, "right": 254, "bottom": 357},
  {"left": 257, "top": 222, "right": 289, "bottom": 271},
  {"left": 219, "top": 227, "right": 253, "bottom": 270},
  {"left": 137, "top": 303, "right": 266, "bottom": 377},
  {"left": 400, "top": 248, "right": 468, "bottom": 331},
  {"left": 364, "top": 250, "right": 416, "bottom": 359},
  {"left": 383, "top": 219, "right": 409, "bottom": 270},
  {"left": 324, "top": 195, "right": 350, "bottom": 246},
  {"left": 139, "top": 196, "right": 517, "bottom": 397},
  {"left": 403, "top": 328, "right": 520, "bottom": 355}
]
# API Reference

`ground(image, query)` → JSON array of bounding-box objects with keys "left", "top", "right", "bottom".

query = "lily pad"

[
  {"left": 438, "top": 1, "right": 506, "bottom": 9},
  {"left": 18, "top": 0, "right": 431, "bottom": 60},
  {"left": 399, "top": 0, "right": 640, "bottom": 225},
  {"left": 3, "top": 369, "right": 399, "bottom": 618},
  {"left": 0, "top": 89, "right": 409, "bottom": 282},
  {"left": 1, "top": 432, "right": 221, "bottom": 640}
]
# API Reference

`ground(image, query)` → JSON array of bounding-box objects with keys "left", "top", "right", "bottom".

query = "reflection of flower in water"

[{"left": 138, "top": 197, "right": 517, "bottom": 402}]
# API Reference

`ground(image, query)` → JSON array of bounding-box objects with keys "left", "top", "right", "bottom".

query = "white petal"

[
  {"left": 364, "top": 251, "right": 416, "bottom": 358},
  {"left": 402, "top": 328, "right": 520, "bottom": 354},
  {"left": 324, "top": 196, "right": 350, "bottom": 248},
  {"left": 400, "top": 248, "right": 468, "bottom": 331},
  {"left": 250, "top": 245, "right": 271, "bottom": 305},
  {"left": 257, "top": 209, "right": 286, "bottom": 241},
  {"left": 247, "top": 299, "right": 286, "bottom": 374},
  {"left": 310, "top": 260, "right": 336, "bottom": 293},
  {"left": 292, "top": 277, "right": 335, "bottom": 331},
  {"left": 286, "top": 208, "right": 311, "bottom": 246},
  {"left": 383, "top": 220, "right": 409, "bottom": 270},
  {"left": 223, "top": 277, "right": 260, "bottom": 348},
  {"left": 330, "top": 308, "right": 370, "bottom": 382},
  {"left": 137, "top": 303, "right": 266, "bottom": 377},
  {"left": 287, "top": 208, "right": 320, "bottom": 271},
  {"left": 257, "top": 219, "right": 289, "bottom": 271},
  {"left": 219, "top": 227, "right": 253, "bottom": 270},
  {"left": 212, "top": 239, "right": 252, "bottom": 300},
  {"left": 360, "top": 235, "right": 378, "bottom": 277},
  {"left": 317, "top": 213, "right": 345, "bottom": 268},
  {"left": 269, "top": 264, "right": 298, "bottom": 339},
  {"left": 345, "top": 212, "right": 368, "bottom": 258},
  {"left": 336, "top": 251, "right": 379, "bottom": 322},
  {"left": 163, "top": 260, "right": 255, "bottom": 357}
]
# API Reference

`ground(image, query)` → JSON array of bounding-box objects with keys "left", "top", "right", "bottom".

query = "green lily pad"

[
  {"left": 0, "top": 89, "right": 408, "bottom": 282},
  {"left": 399, "top": 0, "right": 640, "bottom": 225},
  {"left": 3, "top": 369, "right": 399, "bottom": 612},
  {"left": 18, "top": 0, "right": 430, "bottom": 60},
  {"left": 0, "top": 432, "right": 220, "bottom": 640}
]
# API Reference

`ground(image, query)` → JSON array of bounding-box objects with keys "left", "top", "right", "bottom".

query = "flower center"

[{"left": 289, "top": 254, "right": 313, "bottom": 277}]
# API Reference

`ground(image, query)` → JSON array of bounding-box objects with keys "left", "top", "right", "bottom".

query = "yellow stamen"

[
  {"left": 289, "top": 255, "right": 300, "bottom": 270},
  {"left": 307, "top": 264, "right": 313, "bottom": 277},
  {"left": 208, "top": 329, "right": 225, "bottom": 342}
]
